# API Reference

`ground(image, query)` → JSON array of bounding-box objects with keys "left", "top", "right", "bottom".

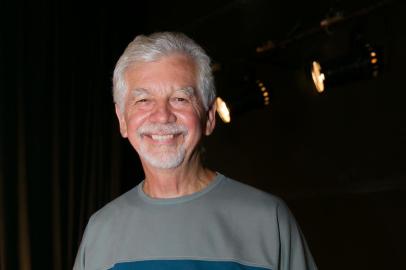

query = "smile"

[
  {"left": 151, "top": 134, "right": 175, "bottom": 141},
  {"left": 142, "top": 133, "right": 184, "bottom": 144}
]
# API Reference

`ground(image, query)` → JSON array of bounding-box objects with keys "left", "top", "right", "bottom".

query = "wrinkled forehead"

[
  {"left": 123, "top": 55, "right": 205, "bottom": 104},
  {"left": 126, "top": 53, "right": 197, "bottom": 75},
  {"left": 125, "top": 54, "right": 197, "bottom": 83}
]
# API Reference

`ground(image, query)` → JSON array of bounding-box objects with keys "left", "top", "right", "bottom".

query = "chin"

[{"left": 140, "top": 148, "right": 186, "bottom": 169}]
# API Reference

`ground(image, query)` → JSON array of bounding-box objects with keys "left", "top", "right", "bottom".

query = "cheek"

[
  {"left": 125, "top": 113, "right": 147, "bottom": 134},
  {"left": 178, "top": 112, "right": 203, "bottom": 136}
]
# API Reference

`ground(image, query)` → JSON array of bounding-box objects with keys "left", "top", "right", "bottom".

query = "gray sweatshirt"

[{"left": 73, "top": 173, "right": 317, "bottom": 270}]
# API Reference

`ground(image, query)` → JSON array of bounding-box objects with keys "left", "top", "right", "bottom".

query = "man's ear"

[
  {"left": 115, "top": 104, "right": 128, "bottom": 138},
  {"left": 204, "top": 101, "right": 217, "bottom": 136}
]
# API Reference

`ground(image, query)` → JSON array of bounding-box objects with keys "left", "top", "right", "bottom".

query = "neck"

[{"left": 141, "top": 156, "right": 216, "bottom": 199}]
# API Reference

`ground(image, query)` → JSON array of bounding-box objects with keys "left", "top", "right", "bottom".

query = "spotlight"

[
  {"left": 310, "top": 43, "right": 383, "bottom": 93},
  {"left": 215, "top": 97, "right": 231, "bottom": 123},
  {"left": 216, "top": 79, "right": 271, "bottom": 123},
  {"left": 311, "top": 61, "right": 326, "bottom": 93},
  {"left": 256, "top": 80, "right": 271, "bottom": 106}
]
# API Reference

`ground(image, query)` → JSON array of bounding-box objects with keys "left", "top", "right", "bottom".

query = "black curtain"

[{"left": 0, "top": 1, "right": 146, "bottom": 269}]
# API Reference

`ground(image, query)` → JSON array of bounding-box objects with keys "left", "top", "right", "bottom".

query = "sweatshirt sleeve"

[
  {"left": 276, "top": 201, "right": 318, "bottom": 270},
  {"left": 72, "top": 216, "right": 94, "bottom": 270}
]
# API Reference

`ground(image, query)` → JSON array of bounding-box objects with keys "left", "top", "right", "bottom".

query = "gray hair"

[{"left": 113, "top": 32, "right": 216, "bottom": 112}]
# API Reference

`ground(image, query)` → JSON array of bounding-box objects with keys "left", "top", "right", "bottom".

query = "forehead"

[
  {"left": 129, "top": 86, "right": 195, "bottom": 96},
  {"left": 124, "top": 54, "right": 197, "bottom": 91}
]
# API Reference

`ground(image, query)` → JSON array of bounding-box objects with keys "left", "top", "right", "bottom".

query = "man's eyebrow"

[
  {"left": 128, "top": 87, "right": 196, "bottom": 97},
  {"left": 176, "top": 86, "right": 196, "bottom": 97}
]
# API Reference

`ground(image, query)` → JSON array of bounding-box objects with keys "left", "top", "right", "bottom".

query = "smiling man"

[
  {"left": 116, "top": 52, "right": 216, "bottom": 196},
  {"left": 73, "top": 32, "right": 317, "bottom": 270}
]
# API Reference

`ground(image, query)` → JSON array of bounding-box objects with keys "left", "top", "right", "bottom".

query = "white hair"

[{"left": 113, "top": 32, "right": 216, "bottom": 112}]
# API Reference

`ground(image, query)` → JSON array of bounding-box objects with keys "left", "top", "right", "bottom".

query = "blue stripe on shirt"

[{"left": 110, "top": 260, "right": 271, "bottom": 270}]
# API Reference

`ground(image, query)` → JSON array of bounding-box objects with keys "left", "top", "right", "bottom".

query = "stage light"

[
  {"left": 216, "top": 79, "right": 271, "bottom": 123},
  {"left": 311, "top": 61, "right": 326, "bottom": 93},
  {"left": 256, "top": 80, "right": 271, "bottom": 106},
  {"left": 310, "top": 44, "right": 383, "bottom": 93},
  {"left": 215, "top": 97, "right": 231, "bottom": 123}
]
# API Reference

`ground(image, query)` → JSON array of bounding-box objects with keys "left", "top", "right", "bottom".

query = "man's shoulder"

[
  {"left": 87, "top": 185, "right": 140, "bottom": 228},
  {"left": 217, "top": 173, "right": 286, "bottom": 212}
]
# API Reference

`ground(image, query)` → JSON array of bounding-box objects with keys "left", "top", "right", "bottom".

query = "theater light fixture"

[
  {"left": 216, "top": 79, "right": 271, "bottom": 124},
  {"left": 257, "top": 80, "right": 271, "bottom": 106},
  {"left": 215, "top": 97, "right": 231, "bottom": 123},
  {"left": 310, "top": 43, "right": 383, "bottom": 93},
  {"left": 311, "top": 61, "right": 326, "bottom": 93}
]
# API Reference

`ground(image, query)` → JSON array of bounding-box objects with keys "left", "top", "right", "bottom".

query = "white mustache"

[{"left": 137, "top": 123, "right": 188, "bottom": 136}]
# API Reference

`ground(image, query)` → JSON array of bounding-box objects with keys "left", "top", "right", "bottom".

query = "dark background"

[{"left": 1, "top": 0, "right": 405, "bottom": 269}]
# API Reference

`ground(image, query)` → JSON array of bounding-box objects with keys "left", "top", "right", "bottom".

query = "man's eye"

[
  {"left": 136, "top": 99, "right": 148, "bottom": 103},
  {"left": 173, "top": 97, "right": 188, "bottom": 102}
]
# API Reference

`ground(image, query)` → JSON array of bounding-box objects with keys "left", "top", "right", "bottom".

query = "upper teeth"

[{"left": 151, "top": 134, "right": 174, "bottom": 141}]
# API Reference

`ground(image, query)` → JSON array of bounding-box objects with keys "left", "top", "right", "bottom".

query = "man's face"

[{"left": 115, "top": 54, "right": 216, "bottom": 169}]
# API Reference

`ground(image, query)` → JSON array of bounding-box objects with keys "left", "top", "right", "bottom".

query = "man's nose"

[{"left": 150, "top": 101, "right": 176, "bottom": 123}]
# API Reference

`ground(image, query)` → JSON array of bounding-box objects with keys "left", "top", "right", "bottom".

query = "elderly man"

[{"left": 73, "top": 32, "right": 317, "bottom": 270}]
